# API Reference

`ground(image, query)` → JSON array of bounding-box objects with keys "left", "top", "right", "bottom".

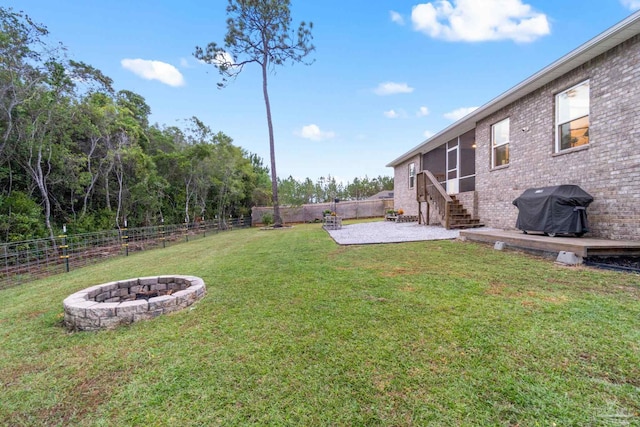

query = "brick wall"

[
  {"left": 475, "top": 35, "right": 640, "bottom": 240},
  {"left": 455, "top": 191, "right": 478, "bottom": 219},
  {"left": 393, "top": 155, "right": 421, "bottom": 215},
  {"left": 415, "top": 190, "right": 477, "bottom": 226}
]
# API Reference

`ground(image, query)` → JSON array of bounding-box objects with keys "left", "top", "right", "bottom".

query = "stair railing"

[{"left": 417, "top": 171, "right": 453, "bottom": 229}]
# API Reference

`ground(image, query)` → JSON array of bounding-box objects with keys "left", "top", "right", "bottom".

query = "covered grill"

[{"left": 512, "top": 185, "right": 593, "bottom": 237}]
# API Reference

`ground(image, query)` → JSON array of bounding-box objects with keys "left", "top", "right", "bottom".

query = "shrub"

[{"left": 261, "top": 211, "right": 274, "bottom": 226}]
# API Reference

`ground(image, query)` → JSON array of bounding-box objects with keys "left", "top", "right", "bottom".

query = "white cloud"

[
  {"left": 297, "top": 124, "right": 336, "bottom": 141},
  {"left": 423, "top": 130, "right": 435, "bottom": 139},
  {"left": 411, "top": 0, "right": 550, "bottom": 43},
  {"left": 444, "top": 106, "right": 479, "bottom": 121},
  {"left": 384, "top": 109, "right": 400, "bottom": 119},
  {"left": 417, "top": 106, "right": 430, "bottom": 117},
  {"left": 390, "top": 10, "right": 405, "bottom": 25},
  {"left": 373, "top": 82, "right": 414, "bottom": 96},
  {"left": 121, "top": 59, "right": 185, "bottom": 87},
  {"left": 179, "top": 57, "right": 191, "bottom": 68},
  {"left": 621, "top": 0, "right": 640, "bottom": 9}
]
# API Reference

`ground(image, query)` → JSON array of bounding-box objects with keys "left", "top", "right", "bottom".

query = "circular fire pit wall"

[{"left": 63, "top": 275, "right": 206, "bottom": 331}]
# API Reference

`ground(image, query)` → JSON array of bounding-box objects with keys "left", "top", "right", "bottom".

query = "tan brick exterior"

[
  {"left": 393, "top": 155, "right": 421, "bottom": 215},
  {"left": 476, "top": 35, "right": 640, "bottom": 240}
]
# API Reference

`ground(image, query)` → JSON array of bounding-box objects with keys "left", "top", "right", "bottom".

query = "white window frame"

[
  {"left": 491, "top": 118, "right": 510, "bottom": 168},
  {"left": 408, "top": 162, "right": 416, "bottom": 189},
  {"left": 555, "top": 80, "right": 590, "bottom": 153}
]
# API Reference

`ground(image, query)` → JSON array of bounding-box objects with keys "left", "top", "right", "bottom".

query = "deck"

[{"left": 459, "top": 229, "right": 640, "bottom": 258}]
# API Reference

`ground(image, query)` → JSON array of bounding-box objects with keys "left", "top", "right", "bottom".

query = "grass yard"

[{"left": 1, "top": 223, "right": 639, "bottom": 426}]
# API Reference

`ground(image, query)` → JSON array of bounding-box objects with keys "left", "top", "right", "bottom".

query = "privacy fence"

[
  {"left": 0, "top": 218, "right": 249, "bottom": 290},
  {"left": 251, "top": 199, "right": 393, "bottom": 226}
]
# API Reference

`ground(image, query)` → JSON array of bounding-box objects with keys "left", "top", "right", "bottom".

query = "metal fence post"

[
  {"left": 3, "top": 245, "right": 8, "bottom": 280},
  {"left": 123, "top": 220, "right": 129, "bottom": 256},
  {"left": 161, "top": 219, "right": 166, "bottom": 248},
  {"left": 59, "top": 224, "right": 69, "bottom": 273}
]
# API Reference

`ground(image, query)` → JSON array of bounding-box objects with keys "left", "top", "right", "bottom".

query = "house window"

[
  {"left": 408, "top": 162, "right": 415, "bottom": 189},
  {"left": 556, "top": 80, "right": 589, "bottom": 152},
  {"left": 491, "top": 118, "right": 510, "bottom": 168}
]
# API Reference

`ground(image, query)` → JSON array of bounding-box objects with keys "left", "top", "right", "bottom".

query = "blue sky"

[{"left": 7, "top": 0, "right": 640, "bottom": 183}]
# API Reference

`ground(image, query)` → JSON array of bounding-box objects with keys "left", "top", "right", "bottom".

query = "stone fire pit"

[{"left": 63, "top": 275, "right": 205, "bottom": 331}]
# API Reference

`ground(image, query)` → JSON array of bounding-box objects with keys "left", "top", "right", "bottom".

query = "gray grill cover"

[{"left": 512, "top": 185, "right": 593, "bottom": 235}]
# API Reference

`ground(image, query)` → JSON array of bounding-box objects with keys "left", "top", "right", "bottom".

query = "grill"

[{"left": 512, "top": 185, "right": 593, "bottom": 237}]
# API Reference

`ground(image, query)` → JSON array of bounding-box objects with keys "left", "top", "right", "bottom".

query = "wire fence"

[{"left": 0, "top": 218, "right": 250, "bottom": 290}]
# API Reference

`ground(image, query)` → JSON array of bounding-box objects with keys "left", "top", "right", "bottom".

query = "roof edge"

[{"left": 386, "top": 9, "right": 640, "bottom": 168}]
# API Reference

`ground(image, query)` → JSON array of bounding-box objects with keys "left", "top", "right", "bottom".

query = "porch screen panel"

[
  {"left": 459, "top": 176, "right": 475, "bottom": 193},
  {"left": 447, "top": 138, "right": 458, "bottom": 180},
  {"left": 459, "top": 129, "right": 476, "bottom": 177},
  {"left": 422, "top": 145, "right": 446, "bottom": 183},
  {"left": 447, "top": 148, "right": 457, "bottom": 180}
]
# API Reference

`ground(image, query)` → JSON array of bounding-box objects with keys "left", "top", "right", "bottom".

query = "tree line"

[
  {"left": 277, "top": 175, "right": 393, "bottom": 206},
  {"left": 0, "top": 7, "right": 391, "bottom": 243}
]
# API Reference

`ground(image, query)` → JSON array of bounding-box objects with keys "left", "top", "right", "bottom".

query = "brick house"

[{"left": 387, "top": 10, "right": 640, "bottom": 241}]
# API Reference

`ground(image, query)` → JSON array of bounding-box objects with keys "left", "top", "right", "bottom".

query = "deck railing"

[{"left": 417, "top": 170, "right": 453, "bottom": 228}]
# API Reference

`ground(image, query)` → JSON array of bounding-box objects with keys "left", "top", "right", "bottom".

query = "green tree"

[
  {"left": 109, "top": 90, "right": 150, "bottom": 227},
  {"left": 277, "top": 175, "right": 301, "bottom": 206},
  {"left": 301, "top": 177, "right": 315, "bottom": 203},
  {"left": 11, "top": 60, "right": 75, "bottom": 241},
  {"left": 0, "top": 7, "right": 52, "bottom": 160},
  {"left": 246, "top": 152, "right": 271, "bottom": 208},
  {"left": 1, "top": 6, "right": 281, "bottom": 241},
  {"left": 70, "top": 92, "right": 118, "bottom": 219},
  {"left": 194, "top": 0, "right": 314, "bottom": 227},
  {"left": 0, "top": 191, "right": 46, "bottom": 241},
  {"left": 210, "top": 132, "right": 245, "bottom": 220},
  {"left": 116, "top": 90, "right": 151, "bottom": 130},
  {"left": 1, "top": 8, "right": 117, "bottom": 239}
]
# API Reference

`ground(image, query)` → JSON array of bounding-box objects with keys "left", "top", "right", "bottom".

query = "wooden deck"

[{"left": 459, "top": 229, "right": 640, "bottom": 258}]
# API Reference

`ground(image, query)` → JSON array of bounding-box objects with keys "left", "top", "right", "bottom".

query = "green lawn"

[{"left": 1, "top": 223, "right": 639, "bottom": 426}]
